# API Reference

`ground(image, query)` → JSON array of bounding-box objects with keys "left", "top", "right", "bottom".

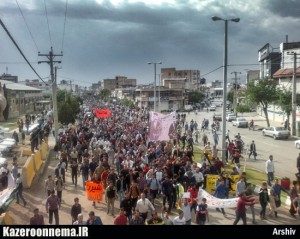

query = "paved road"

[
  {"left": 8, "top": 134, "right": 299, "bottom": 225},
  {"left": 183, "top": 108, "right": 299, "bottom": 181}
]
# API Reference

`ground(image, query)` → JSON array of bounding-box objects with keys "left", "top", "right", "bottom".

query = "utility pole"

[
  {"left": 231, "top": 71, "right": 241, "bottom": 112},
  {"left": 38, "top": 47, "right": 62, "bottom": 140},
  {"left": 287, "top": 51, "right": 298, "bottom": 136}
]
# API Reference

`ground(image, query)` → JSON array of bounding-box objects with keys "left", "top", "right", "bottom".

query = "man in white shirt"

[
  {"left": 180, "top": 198, "right": 192, "bottom": 225},
  {"left": 193, "top": 167, "right": 204, "bottom": 189},
  {"left": 265, "top": 155, "right": 275, "bottom": 186},
  {"left": 135, "top": 193, "right": 155, "bottom": 222},
  {"left": 173, "top": 210, "right": 186, "bottom": 225}
]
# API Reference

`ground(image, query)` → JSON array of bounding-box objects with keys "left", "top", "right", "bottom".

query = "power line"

[
  {"left": 0, "top": 18, "right": 48, "bottom": 85},
  {"left": 15, "top": 0, "right": 39, "bottom": 53},
  {"left": 61, "top": 0, "right": 68, "bottom": 54},
  {"left": 43, "top": 0, "right": 53, "bottom": 48}
]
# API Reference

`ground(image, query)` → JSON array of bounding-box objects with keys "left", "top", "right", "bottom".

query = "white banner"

[
  {"left": 197, "top": 188, "right": 238, "bottom": 209},
  {"left": 0, "top": 172, "right": 15, "bottom": 207}
]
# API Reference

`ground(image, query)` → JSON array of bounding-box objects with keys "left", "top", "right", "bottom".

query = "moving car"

[
  {"left": 262, "top": 126, "right": 290, "bottom": 140},
  {"left": 232, "top": 117, "right": 248, "bottom": 128},
  {"left": 295, "top": 139, "right": 300, "bottom": 149}
]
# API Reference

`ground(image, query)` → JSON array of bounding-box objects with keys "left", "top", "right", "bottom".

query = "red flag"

[{"left": 94, "top": 108, "right": 111, "bottom": 118}]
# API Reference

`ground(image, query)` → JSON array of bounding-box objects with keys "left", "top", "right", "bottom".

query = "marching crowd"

[{"left": 23, "top": 96, "right": 300, "bottom": 225}]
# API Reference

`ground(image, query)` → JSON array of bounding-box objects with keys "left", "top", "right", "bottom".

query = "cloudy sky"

[{"left": 0, "top": 0, "right": 299, "bottom": 87}]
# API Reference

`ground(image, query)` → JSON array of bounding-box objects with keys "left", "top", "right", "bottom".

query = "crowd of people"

[{"left": 23, "top": 96, "right": 300, "bottom": 225}]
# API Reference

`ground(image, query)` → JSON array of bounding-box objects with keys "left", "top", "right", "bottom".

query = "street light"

[
  {"left": 212, "top": 16, "right": 240, "bottom": 164},
  {"left": 148, "top": 61, "right": 162, "bottom": 112}
]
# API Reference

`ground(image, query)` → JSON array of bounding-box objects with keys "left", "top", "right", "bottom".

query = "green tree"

[
  {"left": 119, "top": 98, "right": 135, "bottom": 108},
  {"left": 236, "top": 104, "right": 250, "bottom": 116},
  {"left": 276, "top": 87, "right": 300, "bottom": 128},
  {"left": 99, "top": 89, "right": 111, "bottom": 101},
  {"left": 2, "top": 84, "right": 9, "bottom": 120},
  {"left": 188, "top": 91, "right": 205, "bottom": 104},
  {"left": 246, "top": 78, "right": 278, "bottom": 127},
  {"left": 227, "top": 90, "right": 234, "bottom": 104},
  {"left": 57, "top": 89, "right": 81, "bottom": 124}
]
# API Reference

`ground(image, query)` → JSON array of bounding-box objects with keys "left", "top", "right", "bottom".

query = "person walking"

[
  {"left": 233, "top": 192, "right": 256, "bottom": 225},
  {"left": 105, "top": 180, "right": 118, "bottom": 217},
  {"left": 15, "top": 173, "right": 27, "bottom": 207},
  {"left": 30, "top": 208, "right": 44, "bottom": 225},
  {"left": 45, "top": 190, "right": 61, "bottom": 225},
  {"left": 265, "top": 155, "right": 275, "bottom": 186},
  {"left": 55, "top": 176, "right": 64, "bottom": 203},
  {"left": 258, "top": 182, "right": 269, "bottom": 220},
  {"left": 86, "top": 211, "right": 103, "bottom": 225},
  {"left": 45, "top": 175, "right": 55, "bottom": 196},
  {"left": 297, "top": 153, "right": 300, "bottom": 173},
  {"left": 249, "top": 140, "right": 257, "bottom": 160},
  {"left": 71, "top": 197, "right": 82, "bottom": 224},
  {"left": 245, "top": 183, "right": 257, "bottom": 224}
]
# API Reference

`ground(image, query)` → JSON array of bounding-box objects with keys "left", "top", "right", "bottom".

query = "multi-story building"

[
  {"left": 257, "top": 41, "right": 300, "bottom": 125},
  {"left": 258, "top": 43, "right": 281, "bottom": 79},
  {"left": 161, "top": 68, "right": 200, "bottom": 91},
  {"left": 103, "top": 76, "right": 137, "bottom": 91},
  {"left": 135, "top": 85, "right": 184, "bottom": 112}
]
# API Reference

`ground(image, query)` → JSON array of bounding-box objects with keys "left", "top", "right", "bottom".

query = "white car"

[
  {"left": 226, "top": 113, "right": 236, "bottom": 122},
  {"left": 295, "top": 140, "right": 300, "bottom": 149},
  {"left": 209, "top": 105, "right": 216, "bottom": 111},
  {"left": 262, "top": 126, "right": 290, "bottom": 140},
  {"left": 0, "top": 126, "right": 9, "bottom": 134},
  {"left": 232, "top": 117, "right": 248, "bottom": 128},
  {"left": 0, "top": 140, "right": 16, "bottom": 149}
]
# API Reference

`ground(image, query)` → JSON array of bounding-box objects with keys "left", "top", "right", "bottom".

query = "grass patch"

[{"left": 0, "top": 117, "right": 19, "bottom": 129}]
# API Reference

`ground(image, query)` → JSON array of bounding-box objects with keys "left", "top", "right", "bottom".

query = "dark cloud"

[
  {"left": 262, "top": 0, "right": 300, "bottom": 18},
  {"left": 0, "top": 0, "right": 299, "bottom": 86}
]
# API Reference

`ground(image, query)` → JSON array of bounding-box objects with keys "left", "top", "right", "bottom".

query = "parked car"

[
  {"left": 294, "top": 139, "right": 300, "bottom": 149},
  {"left": 209, "top": 105, "right": 216, "bottom": 111},
  {"left": 0, "top": 126, "right": 9, "bottom": 134},
  {"left": 213, "top": 113, "right": 222, "bottom": 121},
  {"left": 0, "top": 157, "right": 8, "bottom": 169},
  {"left": 232, "top": 117, "right": 248, "bottom": 128},
  {"left": 262, "top": 126, "right": 290, "bottom": 140},
  {"left": 226, "top": 113, "right": 236, "bottom": 122}
]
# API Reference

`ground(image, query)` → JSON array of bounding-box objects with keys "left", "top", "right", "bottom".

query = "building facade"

[
  {"left": 103, "top": 76, "right": 137, "bottom": 91},
  {"left": 161, "top": 68, "right": 200, "bottom": 91},
  {"left": 0, "top": 80, "right": 43, "bottom": 120}
]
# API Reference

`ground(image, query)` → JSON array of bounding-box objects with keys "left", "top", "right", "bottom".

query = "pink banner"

[{"left": 148, "top": 111, "right": 176, "bottom": 141}]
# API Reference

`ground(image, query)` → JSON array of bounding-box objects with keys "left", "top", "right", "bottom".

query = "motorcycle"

[{"left": 248, "top": 121, "right": 255, "bottom": 131}]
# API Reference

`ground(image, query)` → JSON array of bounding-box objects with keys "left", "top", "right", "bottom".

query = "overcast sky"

[{"left": 0, "top": 0, "right": 299, "bottom": 87}]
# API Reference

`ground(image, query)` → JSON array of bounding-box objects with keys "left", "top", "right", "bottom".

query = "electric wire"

[
  {"left": 15, "top": 0, "right": 39, "bottom": 53},
  {"left": 43, "top": 0, "right": 53, "bottom": 48},
  {"left": 0, "top": 18, "right": 48, "bottom": 85},
  {"left": 61, "top": 0, "right": 68, "bottom": 54}
]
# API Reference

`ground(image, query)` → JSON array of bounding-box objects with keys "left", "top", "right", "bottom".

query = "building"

[
  {"left": 258, "top": 43, "right": 281, "bottom": 79},
  {"left": 161, "top": 68, "right": 201, "bottom": 91},
  {"left": 257, "top": 41, "right": 300, "bottom": 126},
  {"left": 0, "top": 74, "right": 18, "bottom": 83},
  {"left": 103, "top": 76, "right": 137, "bottom": 91},
  {"left": 245, "top": 70, "right": 260, "bottom": 85},
  {"left": 135, "top": 85, "right": 184, "bottom": 112},
  {"left": 0, "top": 79, "right": 43, "bottom": 120}
]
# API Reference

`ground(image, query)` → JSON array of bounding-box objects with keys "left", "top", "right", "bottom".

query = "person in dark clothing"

[
  {"left": 70, "top": 159, "right": 79, "bottom": 186},
  {"left": 249, "top": 140, "right": 257, "bottom": 160},
  {"left": 297, "top": 153, "right": 300, "bottom": 173},
  {"left": 161, "top": 176, "right": 173, "bottom": 213},
  {"left": 120, "top": 193, "right": 133, "bottom": 221},
  {"left": 258, "top": 182, "right": 269, "bottom": 220},
  {"left": 15, "top": 173, "right": 27, "bottom": 207},
  {"left": 86, "top": 211, "right": 103, "bottom": 225},
  {"left": 71, "top": 197, "right": 82, "bottom": 224}
]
